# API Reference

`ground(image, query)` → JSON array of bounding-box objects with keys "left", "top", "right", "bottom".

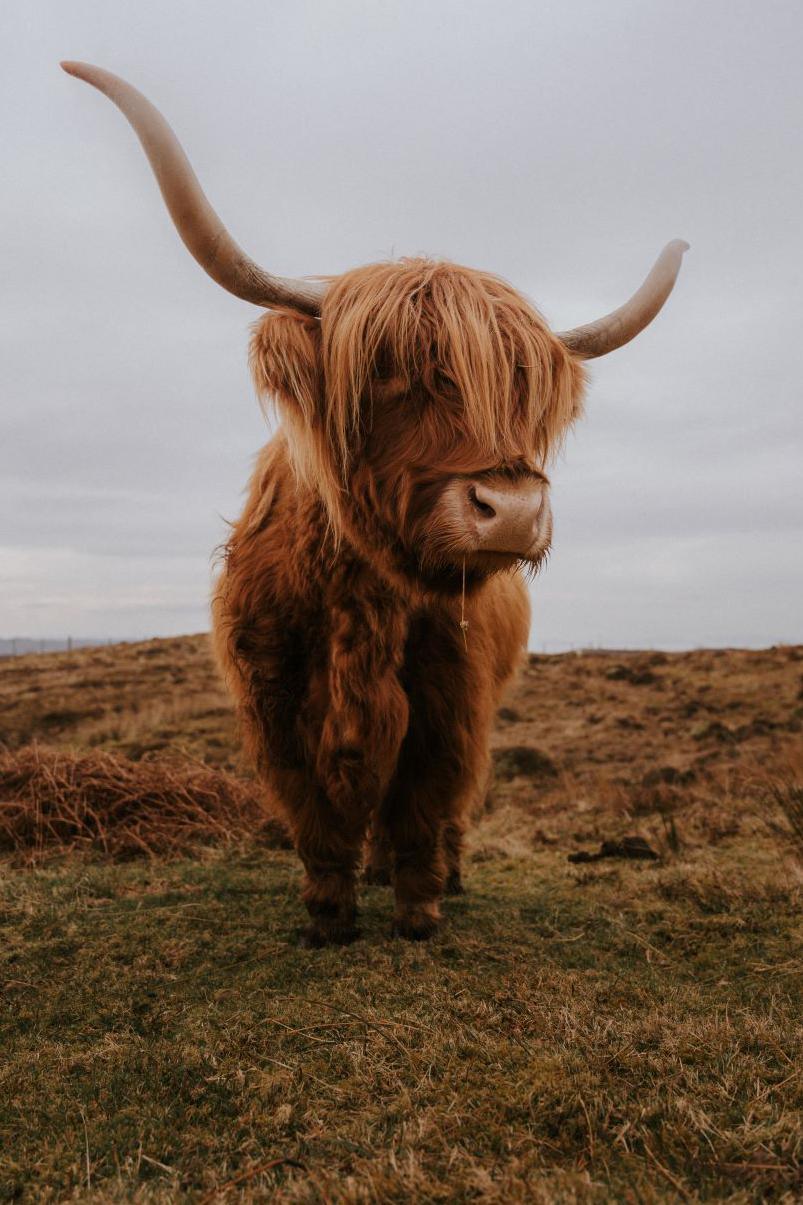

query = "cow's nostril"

[{"left": 468, "top": 485, "right": 496, "bottom": 520}]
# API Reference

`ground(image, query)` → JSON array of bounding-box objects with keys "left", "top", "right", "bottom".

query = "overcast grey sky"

[{"left": 2, "top": 0, "right": 801, "bottom": 649}]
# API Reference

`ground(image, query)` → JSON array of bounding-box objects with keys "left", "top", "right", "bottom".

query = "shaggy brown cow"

[{"left": 64, "top": 63, "right": 687, "bottom": 945}]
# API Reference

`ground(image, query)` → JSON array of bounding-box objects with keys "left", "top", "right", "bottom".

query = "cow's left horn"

[
  {"left": 61, "top": 61, "right": 327, "bottom": 316},
  {"left": 556, "top": 240, "right": 689, "bottom": 359}
]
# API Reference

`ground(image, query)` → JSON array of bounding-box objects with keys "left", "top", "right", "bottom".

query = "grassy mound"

[{"left": 0, "top": 745, "right": 289, "bottom": 862}]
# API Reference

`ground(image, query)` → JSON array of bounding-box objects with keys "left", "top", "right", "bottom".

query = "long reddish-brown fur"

[{"left": 213, "top": 258, "right": 585, "bottom": 944}]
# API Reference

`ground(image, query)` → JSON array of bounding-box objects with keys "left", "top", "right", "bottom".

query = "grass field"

[{"left": 1, "top": 638, "right": 801, "bottom": 1201}]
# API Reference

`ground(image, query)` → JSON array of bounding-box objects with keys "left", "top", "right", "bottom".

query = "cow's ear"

[
  {"left": 553, "top": 338, "right": 587, "bottom": 426},
  {"left": 542, "top": 337, "right": 587, "bottom": 452},
  {"left": 249, "top": 310, "right": 323, "bottom": 430}
]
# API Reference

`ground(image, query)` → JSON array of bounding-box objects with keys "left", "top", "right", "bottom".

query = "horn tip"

[
  {"left": 60, "top": 60, "right": 97, "bottom": 83},
  {"left": 61, "top": 60, "right": 86, "bottom": 79}
]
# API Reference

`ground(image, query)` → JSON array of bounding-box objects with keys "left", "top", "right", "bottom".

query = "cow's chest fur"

[{"left": 298, "top": 552, "right": 471, "bottom": 819}]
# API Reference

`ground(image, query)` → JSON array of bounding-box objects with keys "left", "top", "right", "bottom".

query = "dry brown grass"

[
  {"left": 753, "top": 752, "right": 803, "bottom": 861},
  {"left": 0, "top": 635, "right": 239, "bottom": 767},
  {"left": 2, "top": 637, "right": 800, "bottom": 779},
  {"left": 0, "top": 744, "right": 289, "bottom": 863},
  {"left": 0, "top": 637, "right": 801, "bottom": 1200}
]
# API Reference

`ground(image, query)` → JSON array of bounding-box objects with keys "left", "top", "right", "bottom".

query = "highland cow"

[{"left": 63, "top": 63, "right": 687, "bottom": 945}]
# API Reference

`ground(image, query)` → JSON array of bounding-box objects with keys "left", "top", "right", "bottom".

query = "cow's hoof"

[
  {"left": 445, "top": 871, "right": 465, "bottom": 896},
  {"left": 363, "top": 865, "right": 392, "bottom": 886},
  {"left": 391, "top": 910, "right": 440, "bottom": 942},
  {"left": 300, "top": 921, "right": 360, "bottom": 948}
]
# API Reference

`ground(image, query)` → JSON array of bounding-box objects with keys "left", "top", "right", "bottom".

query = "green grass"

[{"left": 1, "top": 842, "right": 800, "bottom": 1202}]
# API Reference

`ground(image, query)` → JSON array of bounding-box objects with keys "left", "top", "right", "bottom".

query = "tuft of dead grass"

[
  {"left": 757, "top": 757, "right": 803, "bottom": 861},
  {"left": 0, "top": 744, "right": 289, "bottom": 863}
]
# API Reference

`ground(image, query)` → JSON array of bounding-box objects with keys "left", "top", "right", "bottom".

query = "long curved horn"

[
  {"left": 556, "top": 240, "right": 689, "bottom": 359},
  {"left": 61, "top": 61, "right": 326, "bottom": 315}
]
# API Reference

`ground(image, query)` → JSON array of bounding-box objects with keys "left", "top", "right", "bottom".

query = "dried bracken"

[{"left": 0, "top": 744, "right": 289, "bottom": 863}]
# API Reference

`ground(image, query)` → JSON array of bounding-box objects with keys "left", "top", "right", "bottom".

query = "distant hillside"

[
  {"left": 0, "top": 637, "right": 116, "bottom": 658},
  {"left": 1, "top": 634, "right": 799, "bottom": 783}
]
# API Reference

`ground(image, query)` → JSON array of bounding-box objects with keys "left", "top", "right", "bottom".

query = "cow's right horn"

[
  {"left": 61, "top": 61, "right": 327, "bottom": 316},
  {"left": 556, "top": 240, "right": 689, "bottom": 359}
]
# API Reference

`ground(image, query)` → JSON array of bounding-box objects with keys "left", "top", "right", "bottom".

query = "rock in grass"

[{"left": 568, "top": 835, "right": 659, "bottom": 864}]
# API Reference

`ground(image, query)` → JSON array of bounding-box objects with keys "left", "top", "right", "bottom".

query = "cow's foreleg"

[
  {"left": 442, "top": 818, "right": 466, "bottom": 895},
  {"left": 384, "top": 766, "right": 474, "bottom": 937},
  {"left": 292, "top": 786, "right": 366, "bottom": 947},
  {"left": 388, "top": 800, "right": 448, "bottom": 940},
  {"left": 301, "top": 569, "right": 409, "bottom": 940},
  {"left": 363, "top": 820, "right": 393, "bottom": 885},
  {"left": 386, "top": 615, "right": 491, "bottom": 939}
]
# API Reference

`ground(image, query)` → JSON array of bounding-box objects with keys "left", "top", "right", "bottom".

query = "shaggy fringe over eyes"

[
  {"left": 321, "top": 258, "right": 586, "bottom": 471},
  {"left": 249, "top": 260, "right": 586, "bottom": 535}
]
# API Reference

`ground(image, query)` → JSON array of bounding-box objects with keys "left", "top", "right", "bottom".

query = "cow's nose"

[{"left": 467, "top": 479, "right": 545, "bottom": 554}]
